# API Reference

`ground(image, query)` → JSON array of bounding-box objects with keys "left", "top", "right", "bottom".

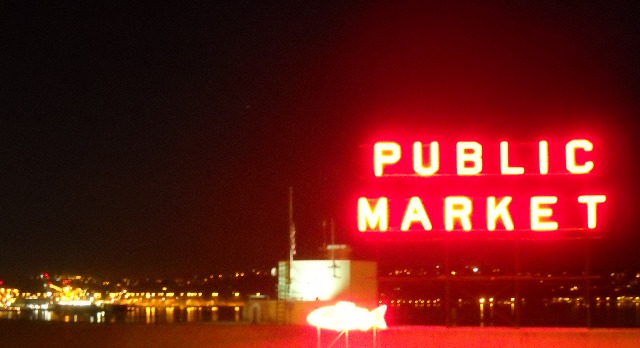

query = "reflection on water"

[
  {"left": 166, "top": 307, "right": 174, "bottom": 324},
  {"left": 0, "top": 306, "right": 242, "bottom": 324},
  {"left": 4, "top": 302, "right": 638, "bottom": 327},
  {"left": 388, "top": 301, "right": 640, "bottom": 327}
]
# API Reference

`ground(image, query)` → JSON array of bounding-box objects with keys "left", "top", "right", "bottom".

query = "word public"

[{"left": 358, "top": 140, "right": 606, "bottom": 232}]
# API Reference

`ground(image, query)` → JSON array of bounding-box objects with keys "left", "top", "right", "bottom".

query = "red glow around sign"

[{"left": 357, "top": 139, "right": 606, "bottom": 234}]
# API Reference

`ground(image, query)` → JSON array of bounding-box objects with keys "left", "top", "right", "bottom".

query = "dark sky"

[{"left": 2, "top": 1, "right": 639, "bottom": 279}]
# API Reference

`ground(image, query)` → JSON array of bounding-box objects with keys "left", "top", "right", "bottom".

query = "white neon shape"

[
  {"left": 500, "top": 142, "right": 524, "bottom": 175},
  {"left": 444, "top": 196, "right": 472, "bottom": 231},
  {"left": 400, "top": 197, "right": 433, "bottom": 231},
  {"left": 531, "top": 196, "right": 558, "bottom": 231},
  {"left": 307, "top": 301, "right": 387, "bottom": 332},
  {"left": 487, "top": 196, "right": 514, "bottom": 231},
  {"left": 357, "top": 197, "right": 388, "bottom": 232},
  {"left": 539, "top": 140, "right": 549, "bottom": 174},
  {"left": 566, "top": 139, "right": 594, "bottom": 174},
  {"left": 456, "top": 142, "right": 482, "bottom": 175},
  {"left": 578, "top": 195, "right": 606, "bottom": 229},
  {"left": 373, "top": 142, "right": 401, "bottom": 177},
  {"left": 413, "top": 141, "right": 439, "bottom": 176}
]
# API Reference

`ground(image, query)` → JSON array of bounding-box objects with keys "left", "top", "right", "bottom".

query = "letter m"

[{"left": 358, "top": 197, "right": 389, "bottom": 232}]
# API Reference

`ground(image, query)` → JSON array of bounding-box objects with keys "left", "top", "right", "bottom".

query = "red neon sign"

[
  {"left": 373, "top": 140, "right": 594, "bottom": 177},
  {"left": 358, "top": 140, "right": 606, "bottom": 233}
]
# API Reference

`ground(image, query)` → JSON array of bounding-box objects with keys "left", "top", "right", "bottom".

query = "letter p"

[{"left": 374, "top": 142, "right": 401, "bottom": 177}]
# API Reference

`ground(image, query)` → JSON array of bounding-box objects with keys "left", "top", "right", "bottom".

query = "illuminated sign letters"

[{"left": 358, "top": 140, "right": 606, "bottom": 233}]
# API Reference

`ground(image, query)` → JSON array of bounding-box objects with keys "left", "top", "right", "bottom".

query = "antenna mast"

[{"left": 289, "top": 187, "right": 296, "bottom": 263}]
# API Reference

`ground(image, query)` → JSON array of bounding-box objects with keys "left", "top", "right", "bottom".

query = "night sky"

[{"left": 2, "top": 1, "right": 639, "bottom": 279}]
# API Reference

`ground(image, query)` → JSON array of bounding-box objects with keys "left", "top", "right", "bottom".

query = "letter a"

[
  {"left": 401, "top": 197, "right": 433, "bottom": 231},
  {"left": 358, "top": 197, "right": 389, "bottom": 232}
]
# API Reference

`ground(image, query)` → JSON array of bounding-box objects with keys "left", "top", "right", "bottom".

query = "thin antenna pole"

[
  {"left": 289, "top": 187, "right": 295, "bottom": 263},
  {"left": 322, "top": 219, "right": 328, "bottom": 249},
  {"left": 330, "top": 219, "right": 335, "bottom": 244},
  {"left": 330, "top": 219, "right": 336, "bottom": 261},
  {"left": 286, "top": 187, "right": 295, "bottom": 307},
  {"left": 289, "top": 187, "right": 293, "bottom": 226}
]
